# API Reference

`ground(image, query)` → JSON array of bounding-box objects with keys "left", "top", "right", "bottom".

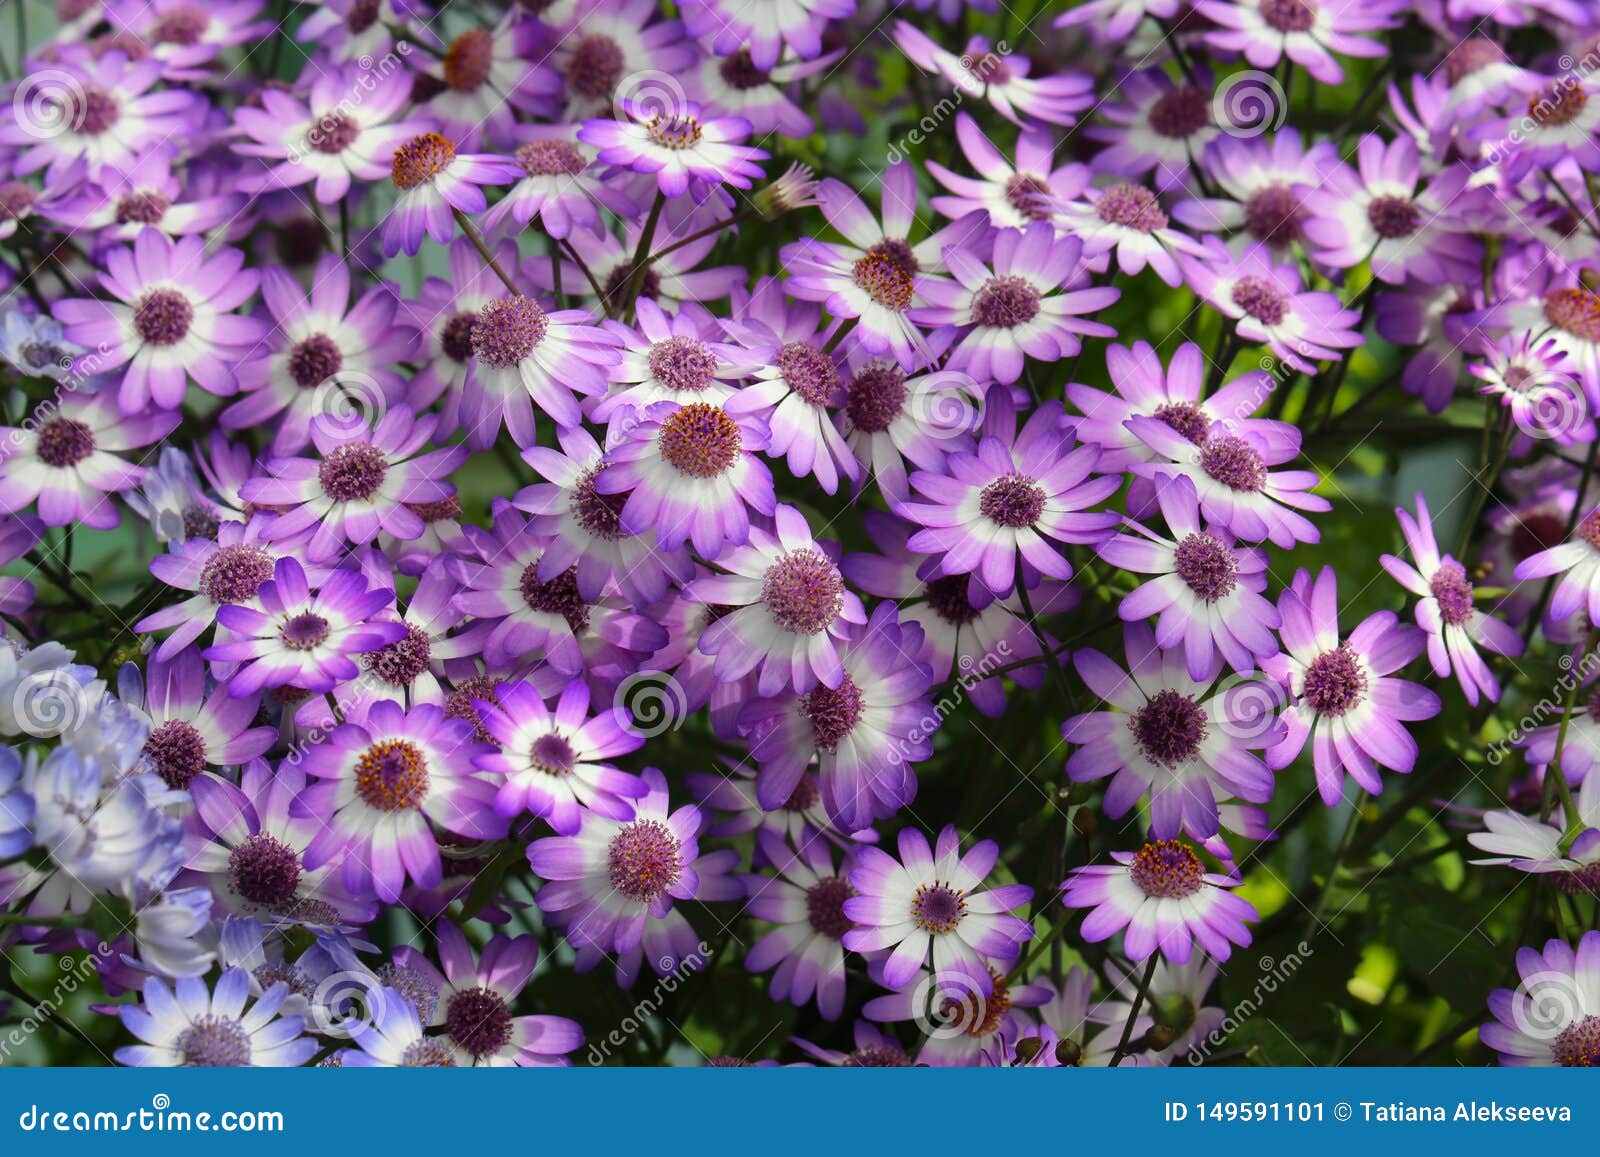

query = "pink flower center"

[
  {"left": 519, "top": 564, "right": 591, "bottom": 633},
  {"left": 445, "top": 675, "right": 502, "bottom": 745},
  {"left": 134, "top": 288, "right": 194, "bottom": 346},
  {"left": 227, "top": 833, "right": 303, "bottom": 907},
  {"left": 367, "top": 623, "right": 433, "bottom": 687},
  {"left": 1174, "top": 532, "right": 1238, "bottom": 600},
  {"left": 648, "top": 335, "right": 718, "bottom": 393},
  {"left": 979, "top": 474, "right": 1046, "bottom": 528},
  {"left": 515, "top": 139, "right": 585, "bottom": 176},
  {"left": 287, "top": 333, "right": 343, "bottom": 388},
  {"left": 1230, "top": 275, "right": 1289, "bottom": 325},
  {"left": 1095, "top": 183, "right": 1168, "bottom": 232},
  {"left": 445, "top": 987, "right": 514, "bottom": 1059},
  {"left": 1553, "top": 1014, "right": 1600, "bottom": 1066},
  {"left": 176, "top": 1015, "right": 252, "bottom": 1067},
  {"left": 776, "top": 341, "right": 841, "bottom": 405},
  {"left": 607, "top": 818, "right": 684, "bottom": 902},
  {"left": 35, "top": 417, "right": 95, "bottom": 467},
  {"left": 971, "top": 275, "right": 1041, "bottom": 328},
  {"left": 1130, "top": 839, "right": 1205, "bottom": 898},
  {"left": 152, "top": 6, "right": 207, "bottom": 45},
  {"left": 1258, "top": 0, "right": 1315, "bottom": 32},
  {"left": 144, "top": 718, "right": 207, "bottom": 789},
  {"left": 1004, "top": 173, "right": 1053, "bottom": 221},
  {"left": 761, "top": 548, "right": 845, "bottom": 635},
  {"left": 1366, "top": 194, "right": 1421, "bottom": 240},
  {"left": 800, "top": 673, "right": 864, "bottom": 751},
  {"left": 1301, "top": 644, "right": 1368, "bottom": 716},
  {"left": 658, "top": 402, "right": 742, "bottom": 478},
  {"left": 199, "top": 544, "right": 275, "bottom": 604},
  {"left": 71, "top": 86, "right": 121, "bottom": 135},
  {"left": 1130, "top": 688, "right": 1209, "bottom": 767},
  {"left": 844, "top": 363, "right": 907, "bottom": 433},
  {"left": 114, "top": 189, "right": 171, "bottom": 224},
  {"left": 1244, "top": 185, "right": 1304, "bottom": 245},
  {"left": 1443, "top": 38, "right": 1507, "bottom": 85},
  {"left": 529, "top": 732, "right": 577, "bottom": 775},
  {"left": 1200, "top": 434, "right": 1268, "bottom": 492},
  {"left": 1428, "top": 560, "right": 1474, "bottom": 626},
  {"left": 1149, "top": 84, "right": 1211, "bottom": 139},
  {"left": 1153, "top": 400, "right": 1211, "bottom": 444},
  {"left": 354, "top": 739, "right": 431, "bottom": 812},
  {"left": 317, "top": 442, "right": 389, "bottom": 502}
]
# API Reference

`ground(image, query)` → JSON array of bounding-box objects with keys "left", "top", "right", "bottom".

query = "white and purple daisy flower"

[
  {"left": 1057, "top": 182, "right": 1209, "bottom": 288},
  {"left": 380, "top": 132, "right": 522, "bottom": 257},
  {"left": 679, "top": 0, "right": 851, "bottom": 70},
  {"left": 580, "top": 98, "right": 767, "bottom": 199},
  {"left": 742, "top": 829, "right": 858, "bottom": 1020},
  {"left": 115, "top": 968, "right": 316, "bottom": 1067},
  {"left": 893, "top": 24, "right": 1094, "bottom": 127},
  {"left": 1193, "top": 0, "right": 1402, "bottom": 86},
  {"left": 927, "top": 113, "right": 1088, "bottom": 233},
  {"left": 1469, "top": 771, "right": 1600, "bottom": 897},
  {"left": 125, "top": 648, "right": 273, "bottom": 792},
  {"left": 1481, "top": 931, "right": 1600, "bottom": 1067}
]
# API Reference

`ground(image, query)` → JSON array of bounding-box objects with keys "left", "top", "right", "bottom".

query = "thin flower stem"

[
  {"left": 617, "top": 190, "right": 666, "bottom": 321},
  {"left": 648, "top": 206, "right": 759, "bottom": 265},
  {"left": 1109, "top": 955, "right": 1159, "bottom": 1067},
  {"left": 1301, "top": 789, "right": 1366, "bottom": 942},
  {"left": 452, "top": 208, "right": 520, "bottom": 296}
]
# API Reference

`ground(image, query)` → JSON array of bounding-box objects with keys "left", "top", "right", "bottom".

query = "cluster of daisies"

[{"left": 1, "top": 0, "right": 1600, "bottom": 1070}]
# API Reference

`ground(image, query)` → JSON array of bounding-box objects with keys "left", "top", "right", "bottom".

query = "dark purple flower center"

[
  {"left": 35, "top": 417, "right": 95, "bottom": 468},
  {"left": 1443, "top": 38, "right": 1508, "bottom": 86},
  {"left": 1200, "top": 434, "right": 1268, "bottom": 492},
  {"left": 1258, "top": 0, "right": 1316, "bottom": 32},
  {"left": 346, "top": 0, "right": 380, "bottom": 32},
  {"left": 1153, "top": 400, "right": 1211, "bottom": 445},
  {"left": 1129, "top": 839, "right": 1204, "bottom": 898},
  {"left": 519, "top": 564, "right": 591, "bottom": 633},
  {"left": 1553, "top": 1015, "right": 1600, "bottom": 1067},
  {"left": 144, "top": 718, "right": 207, "bottom": 789},
  {"left": 567, "top": 33, "right": 625, "bottom": 99},
  {"left": 392, "top": 133, "right": 456, "bottom": 190},
  {"left": 367, "top": 623, "right": 433, "bottom": 687},
  {"left": 529, "top": 732, "right": 577, "bottom": 775},
  {"left": 176, "top": 1015, "right": 252, "bottom": 1067},
  {"left": 1149, "top": 85, "right": 1211, "bottom": 139},
  {"left": 443, "top": 27, "right": 494, "bottom": 93},
  {"left": 979, "top": 474, "right": 1046, "bottom": 528},
  {"left": 440, "top": 313, "right": 477, "bottom": 363},
  {"left": 1173, "top": 533, "right": 1238, "bottom": 600},
  {"left": 1530, "top": 83, "right": 1587, "bottom": 129},
  {"left": 924, "top": 573, "right": 981, "bottom": 625},
  {"left": 0, "top": 182, "right": 36, "bottom": 219},
  {"left": 1095, "top": 183, "right": 1168, "bottom": 232},
  {"left": 649, "top": 335, "right": 718, "bottom": 393},
  {"left": 1366, "top": 195, "right": 1421, "bottom": 240},
  {"left": 1244, "top": 185, "right": 1303, "bottom": 245},
  {"left": 1580, "top": 510, "right": 1600, "bottom": 552},
  {"left": 647, "top": 114, "right": 703, "bottom": 150},
  {"left": 72, "top": 86, "right": 121, "bottom": 135},
  {"left": 867, "top": 238, "right": 919, "bottom": 277},
  {"left": 608, "top": 818, "right": 683, "bottom": 902},
  {"left": 776, "top": 341, "right": 841, "bottom": 405},
  {"left": 1511, "top": 510, "right": 1567, "bottom": 562},
  {"left": 761, "top": 548, "right": 845, "bottom": 635},
  {"left": 571, "top": 466, "right": 628, "bottom": 540},
  {"left": 287, "top": 333, "right": 343, "bottom": 388},
  {"left": 152, "top": 6, "right": 207, "bottom": 45},
  {"left": 1130, "top": 688, "right": 1209, "bottom": 767},
  {"left": 1428, "top": 560, "right": 1474, "bottom": 626},
  {"left": 310, "top": 111, "right": 360, "bottom": 154},
  {"left": 1544, "top": 288, "right": 1600, "bottom": 343},
  {"left": 1004, "top": 173, "right": 1053, "bottom": 221},
  {"left": 805, "top": 876, "right": 855, "bottom": 940},
  {"left": 1301, "top": 643, "right": 1368, "bottom": 716},
  {"left": 852, "top": 252, "right": 914, "bottom": 312},
  {"left": 183, "top": 505, "right": 220, "bottom": 540},
  {"left": 445, "top": 675, "right": 502, "bottom": 745},
  {"left": 910, "top": 881, "right": 966, "bottom": 932},
  {"left": 114, "top": 189, "right": 171, "bottom": 225},
  {"left": 227, "top": 833, "right": 303, "bottom": 907},
  {"left": 200, "top": 544, "right": 275, "bottom": 604},
  {"left": 1230, "top": 275, "right": 1288, "bottom": 325},
  {"left": 444, "top": 987, "right": 513, "bottom": 1058},
  {"left": 279, "top": 611, "right": 330, "bottom": 651},
  {"left": 799, "top": 673, "right": 864, "bottom": 751},
  {"left": 317, "top": 442, "right": 389, "bottom": 502},
  {"left": 717, "top": 47, "right": 770, "bottom": 90},
  {"left": 472, "top": 295, "right": 549, "bottom": 368},
  {"left": 971, "top": 274, "right": 1041, "bottom": 328},
  {"left": 784, "top": 774, "right": 820, "bottom": 812},
  {"left": 133, "top": 288, "right": 193, "bottom": 346},
  {"left": 658, "top": 402, "right": 742, "bottom": 478},
  {"left": 354, "top": 739, "right": 430, "bottom": 811},
  {"left": 843, "top": 1044, "right": 912, "bottom": 1067},
  {"left": 515, "top": 139, "right": 585, "bottom": 177},
  {"left": 602, "top": 262, "right": 661, "bottom": 309},
  {"left": 1553, "top": 862, "right": 1600, "bottom": 896},
  {"left": 844, "top": 363, "right": 908, "bottom": 433}
]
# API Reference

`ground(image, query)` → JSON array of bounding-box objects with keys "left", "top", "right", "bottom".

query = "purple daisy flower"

[
  {"left": 899, "top": 398, "right": 1121, "bottom": 597},
  {"left": 0, "top": 387, "right": 177, "bottom": 529},
  {"left": 481, "top": 128, "right": 625, "bottom": 241},
  {"left": 862, "top": 962, "right": 1052, "bottom": 1067},
  {"left": 114, "top": 968, "right": 315, "bottom": 1067},
  {"left": 892, "top": 24, "right": 1094, "bottom": 127},
  {"left": 527, "top": 767, "right": 741, "bottom": 978},
  {"left": 546, "top": 0, "right": 696, "bottom": 119},
  {"left": 688, "top": 504, "right": 867, "bottom": 696},
  {"left": 391, "top": 922, "right": 583, "bottom": 1066},
  {"left": 136, "top": 520, "right": 287, "bottom": 660},
  {"left": 1380, "top": 493, "right": 1525, "bottom": 706},
  {"left": 742, "top": 602, "right": 935, "bottom": 831},
  {"left": 595, "top": 399, "right": 775, "bottom": 556},
  {"left": 54, "top": 230, "right": 266, "bottom": 413},
  {"left": 295, "top": 699, "right": 506, "bottom": 903},
  {"left": 1194, "top": 0, "right": 1402, "bottom": 86},
  {"left": 1057, "top": 182, "right": 1209, "bottom": 288},
  {"left": 1173, "top": 128, "right": 1339, "bottom": 253},
  {"left": 579, "top": 98, "right": 766, "bottom": 199},
  {"left": 842, "top": 825, "right": 1033, "bottom": 991},
  {"left": 927, "top": 113, "right": 1088, "bottom": 233},
  {"left": 425, "top": 15, "right": 558, "bottom": 147},
  {"left": 916, "top": 222, "right": 1119, "bottom": 384},
  {"left": 835, "top": 355, "right": 984, "bottom": 504},
  {"left": 593, "top": 299, "right": 753, "bottom": 421},
  {"left": 1061, "top": 838, "right": 1258, "bottom": 963},
  {"left": 1262, "top": 567, "right": 1441, "bottom": 806},
  {"left": 742, "top": 829, "right": 858, "bottom": 1020},
  {"left": 1513, "top": 504, "right": 1600, "bottom": 630},
  {"left": 1087, "top": 69, "right": 1221, "bottom": 194},
  {"left": 380, "top": 132, "right": 521, "bottom": 257},
  {"left": 679, "top": 0, "right": 851, "bottom": 69},
  {"left": 45, "top": 147, "right": 240, "bottom": 242},
  {"left": 1055, "top": 0, "right": 1181, "bottom": 41},
  {"left": 1468, "top": 773, "right": 1600, "bottom": 896},
  {"left": 203, "top": 557, "right": 405, "bottom": 696},
  {"left": 241, "top": 405, "right": 465, "bottom": 563},
  {"left": 1063, "top": 622, "right": 1279, "bottom": 840},
  {"left": 1481, "top": 931, "right": 1600, "bottom": 1067},
  {"left": 126, "top": 648, "right": 274, "bottom": 792},
  {"left": 472, "top": 678, "right": 647, "bottom": 834}
]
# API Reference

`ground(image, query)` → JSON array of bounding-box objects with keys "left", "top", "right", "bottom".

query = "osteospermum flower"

[
  {"left": 742, "top": 830, "right": 858, "bottom": 1020},
  {"left": 380, "top": 132, "right": 522, "bottom": 257},
  {"left": 295, "top": 700, "right": 506, "bottom": 904},
  {"left": 593, "top": 299, "right": 752, "bottom": 421},
  {"left": 842, "top": 825, "right": 1032, "bottom": 991},
  {"left": 482, "top": 130, "right": 622, "bottom": 241},
  {"left": 203, "top": 558, "right": 405, "bottom": 696},
  {"left": 835, "top": 356, "right": 984, "bottom": 504},
  {"left": 742, "top": 602, "right": 935, "bottom": 831},
  {"left": 1513, "top": 505, "right": 1600, "bottom": 629},
  {"left": 527, "top": 768, "right": 740, "bottom": 980},
  {"left": 915, "top": 222, "right": 1119, "bottom": 384},
  {"left": 1173, "top": 128, "right": 1339, "bottom": 253},
  {"left": 391, "top": 923, "right": 583, "bottom": 1066},
  {"left": 115, "top": 968, "right": 316, "bottom": 1067},
  {"left": 579, "top": 99, "right": 767, "bottom": 199},
  {"left": 1063, "top": 623, "right": 1278, "bottom": 840},
  {"left": 1086, "top": 69, "right": 1220, "bottom": 194},
  {"left": 679, "top": 0, "right": 851, "bottom": 69},
  {"left": 1193, "top": 0, "right": 1401, "bottom": 86},
  {"left": 426, "top": 15, "right": 558, "bottom": 146},
  {"left": 899, "top": 398, "right": 1121, "bottom": 597},
  {"left": 126, "top": 648, "right": 273, "bottom": 792},
  {"left": 927, "top": 113, "right": 1088, "bottom": 232},
  {"left": 1061, "top": 839, "right": 1258, "bottom": 963},
  {"left": 893, "top": 24, "right": 1094, "bottom": 127},
  {"left": 1469, "top": 772, "right": 1600, "bottom": 896},
  {"left": 0, "top": 387, "right": 177, "bottom": 529},
  {"left": 1380, "top": 493, "right": 1524, "bottom": 706},
  {"left": 1482, "top": 931, "right": 1600, "bottom": 1066},
  {"left": 472, "top": 679, "right": 646, "bottom": 833},
  {"left": 54, "top": 230, "right": 266, "bottom": 413},
  {"left": 1057, "top": 182, "right": 1208, "bottom": 288},
  {"left": 688, "top": 504, "right": 866, "bottom": 696},
  {"left": 1262, "top": 567, "right": 1441, "bottom": 806}
]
